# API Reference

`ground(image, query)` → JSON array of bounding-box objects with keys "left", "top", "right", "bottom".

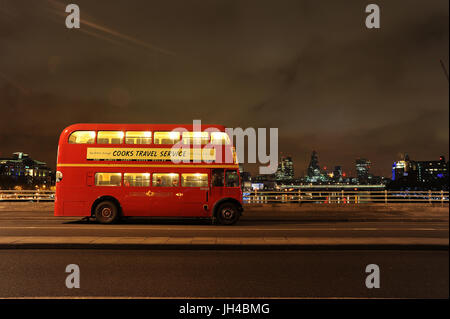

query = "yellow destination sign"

[{"left": 86, "top": 148, "right": 216, "bottom": 162}]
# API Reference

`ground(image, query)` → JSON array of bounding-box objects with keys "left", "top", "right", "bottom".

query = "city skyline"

[{"left": 1, "top": 148, "right": 447, "bottom": 181}]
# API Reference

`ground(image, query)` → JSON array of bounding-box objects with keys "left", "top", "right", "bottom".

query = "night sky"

[{"left": 0, "top": 0, "right": 448, "bottom": 177}]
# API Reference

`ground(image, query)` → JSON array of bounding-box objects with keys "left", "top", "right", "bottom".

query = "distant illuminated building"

[
  {"left": 333, "top": 166, "right": 343, "bottom": 183},
  {"left": 0, "top": 152, "right": 53, "bottom": 189},
  {"left": 392, "top": 154, "right": 416, "bottom": 181},
  {"left": 276, "top": 156, "right": 294, "bottom": 181},
  {"left": 392, "top": 154, "right": 448, "bottom": 185},
  {"left": 306, "top": 151, "right": 328, "bottom": 183},
  {"left": 417, "top": 156, "right": 448, "bottom": 183},
  {"left": 355, "top": 158, "right": 371, "bottom": 184},
  {"left": 238, "top": 163, "right": 252, "bottom": 190}
]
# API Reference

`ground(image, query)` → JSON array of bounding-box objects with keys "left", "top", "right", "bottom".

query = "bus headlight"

[{"left": 56, "top": 171, "right": 63, "bottom": 182}]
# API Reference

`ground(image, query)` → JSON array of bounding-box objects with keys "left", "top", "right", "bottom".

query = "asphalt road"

[
  {"left": 0, "top": 210, "right": 448, "bottom": 239},
  {"left": 0, "top": 208, "right": 447, "bottom": 298},
  {"left": 0, "top": 249, "right": 447, "bottom": 298}
]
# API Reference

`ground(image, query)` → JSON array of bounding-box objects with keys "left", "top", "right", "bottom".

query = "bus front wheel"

[
  {"left": 95, "top": 201, "right": 119, "bottom": 224},
  {"left": 216, "top": 202, "right": 240, "bottom": 225}
]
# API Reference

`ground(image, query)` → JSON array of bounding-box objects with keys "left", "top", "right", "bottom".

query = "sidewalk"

[{"left": 0, "top": 236, "right": 447, "bottom": 250}]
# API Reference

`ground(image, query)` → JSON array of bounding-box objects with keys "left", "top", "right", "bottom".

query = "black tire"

[
  {"left": 94, "top": 200, "right": 120, "bottom": 224},
  {"left": 216, "top": 202, "right": 240, "bottom": 225}
]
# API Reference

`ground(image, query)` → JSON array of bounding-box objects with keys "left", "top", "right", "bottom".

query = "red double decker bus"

[{"left": 55, "top": 124, "right": 243, "bottom": 225}]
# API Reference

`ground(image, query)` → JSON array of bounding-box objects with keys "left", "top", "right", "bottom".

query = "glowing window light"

[
  {"left": 154, "top": 132, "right": 181, "bottom": 144},
  {"left": 97, "top": 131, "right": 124, "bottom": 144},
  {"left": 211, "top": 132, "right": 231, "bottom": 145},
  {"left": 125, "top": 131, "right": 152, "bottom": 144}
]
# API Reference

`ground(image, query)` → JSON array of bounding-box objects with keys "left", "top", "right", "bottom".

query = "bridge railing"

[
  {"left": 0, "top": 190, "right": 55, "bottom": 202},
  {"left": 0, "top": 190, "right": 448, "bottom": 205},
  {"left": 243, "top": 190, "right": 449, "bottom": 205}
]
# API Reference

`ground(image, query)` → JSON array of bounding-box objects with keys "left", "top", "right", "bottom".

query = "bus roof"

[{"left": 61, "top": 123, "right": 227, "bottom": 134}]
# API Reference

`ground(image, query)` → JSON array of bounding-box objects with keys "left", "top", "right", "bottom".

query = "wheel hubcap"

[
  {"left": 101, "top": 207, "right": 112, "bottom": 218},
  {"left": 222, "top": 209, "right": 233, "bottom": 219}
]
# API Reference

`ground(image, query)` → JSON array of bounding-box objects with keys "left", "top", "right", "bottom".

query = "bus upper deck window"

[
  {"left": 68, "top": 131, "right": 95, "bottom": 144},
  {"left": 154, "top": 132, "right": 181, "bottom": 144},
  {"left": 211, "top": 132, "right": 230, "bottom": 145},
  {"left": 97, "top": 131, "right": 124, "bottom": 144},
  {"left": 126, "top": 131, "right": 152, "bottom": 144},
  {"left": 182, "top": 132, "right": 210, "bottom": 145},
  {"left": 225, "top": 170, "right": 239, "bottom": 187}
]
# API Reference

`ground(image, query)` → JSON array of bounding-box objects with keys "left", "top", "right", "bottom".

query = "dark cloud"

[{"left": 0, "top": 0, "right": 448, "bottom": 176}]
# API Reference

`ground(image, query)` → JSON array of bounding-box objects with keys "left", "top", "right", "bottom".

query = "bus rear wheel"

[
  {"left": 216, "top": 202, "right": 240, "bottom": 225},
  {"left": 95, "top": 201, "right": 119, "bottom": 224}
]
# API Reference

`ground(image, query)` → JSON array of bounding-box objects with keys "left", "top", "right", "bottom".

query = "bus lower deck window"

[
  {"left": 212, "top": 169, "right": 224, "bottom": 187},
  {"left": 124, "top": 173, "right": 150, "bottom": 187},
  {"left": 225, "top": 170, "right": 239, "bottom": 187},
  {"left": 181, "top": 173, "right": 208, "bottom": 187},
  {"left": 152, "top": 173, "right": 179, "bottom": 187},
  {"left": 95, "top": 173, "right": 122, "bottom": 186}
]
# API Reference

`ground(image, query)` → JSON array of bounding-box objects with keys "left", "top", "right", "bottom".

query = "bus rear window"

[
  {"left": 154, "top": 132, "right": 181, "bottom": 144},
  {"left": 97, "top": 131, "right": 124, "bottom": 144},
  {"left": 152, "top": 173, "right": 179, "bottom": 187},
  {"left": 126, "top": 131, "right": 152, "bottom": 144},
  {"left": 181, "top": 173, "right": 208, "bottom": 187},
  {"left": 124, "top": 173, "right": 150, "bottom": 187},
  {"left": 68, "top": 131, "right": 95, "bottom": 144},
  {"left": 95, "top": 173, "right": 122, "bottom": 186}
]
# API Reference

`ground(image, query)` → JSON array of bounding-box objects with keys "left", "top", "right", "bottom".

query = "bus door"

[
  {"left": 178, "top": 173, "right": 209, "bottom": 217},
  {"left": 210, "top": 168, "right": 225, "bottom": 207},
  {"left": 223, "top": 169, "right": 240, "bottom": 197},
  {"left": 209, "top": 168, "right": 240, "bottom": 205}
]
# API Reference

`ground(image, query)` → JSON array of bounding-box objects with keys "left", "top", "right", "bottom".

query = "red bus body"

[{"left": 55, "top": 124, "right": 243, "bottom": 224}]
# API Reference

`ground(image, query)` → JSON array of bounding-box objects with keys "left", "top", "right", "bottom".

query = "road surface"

[{"left": 0, "top": 206, "right": 447, "bottom": 298}]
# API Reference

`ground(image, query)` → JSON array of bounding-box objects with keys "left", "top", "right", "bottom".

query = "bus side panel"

[
  {"left": 54, "top": 194, "right": 63, "bottom": 216},
  {"left": 62, "top": 201, "right": 89, "bottom": 217},
  {"left": 55, "top": 167, "right": 92, "bottom": 217}
]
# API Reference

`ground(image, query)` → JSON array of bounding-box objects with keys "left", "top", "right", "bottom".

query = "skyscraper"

[
  {"left": 276, "top": 156, "right": 294, "bottom": 181},
  {"left": 355, "top": 158, "right": 371, "bottom": 184},
  {"left": 306, "top": 151, "right": 325, "bottom": 183},
  {"left": 333, "top": 166, "right": 343, "bottom": 183}
]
